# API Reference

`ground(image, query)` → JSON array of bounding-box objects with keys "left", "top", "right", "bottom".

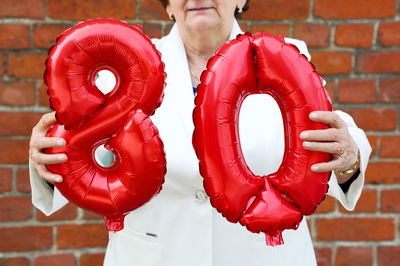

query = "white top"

[{"left": 29, "top": 19, "right": 372, "bottom": 266}]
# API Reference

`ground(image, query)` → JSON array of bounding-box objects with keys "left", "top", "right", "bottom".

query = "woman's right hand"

[{"left": 29, "top": 111, "right": 67, "bottom": 183}]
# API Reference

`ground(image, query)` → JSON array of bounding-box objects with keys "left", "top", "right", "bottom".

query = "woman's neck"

[{"left": 179, "top": 22, "right": 232, "bottom": 87}]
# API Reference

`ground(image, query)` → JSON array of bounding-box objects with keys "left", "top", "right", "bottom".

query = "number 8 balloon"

[
  {"left": 44, "top": 19, "right": 167, "bottom": 232},
  {"left": 192, "top": 32, "right": 332, "bottom": 246}
]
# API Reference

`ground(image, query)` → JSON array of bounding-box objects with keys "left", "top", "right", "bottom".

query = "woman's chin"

[{"left": 185, "top": 16, "right": 220, "bottom": 31}]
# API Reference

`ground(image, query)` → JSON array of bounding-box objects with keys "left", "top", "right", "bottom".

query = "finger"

[
  {"left": 309, "top": 111, "right": 346, "bottom": 129},
  {"left": 32, "top": 152, "right": 67, "bottom": 165},
  {"left": 36, "top": 165, "right": 63, "bottom": 183},
  {"left": 31, "top": 137, "right": 66, "bottom": 150},
  {"left": 36, "top": 112, "right": 57, "bottom": 132},
  {"left": 311, "top": 159, "right": 342, "bottom": 173},
  {"left": 300, "top": 128, "right": 341, "bottom": 142},
  {"left": 303, "top": 141, "right": 343, "bottom": 155}
]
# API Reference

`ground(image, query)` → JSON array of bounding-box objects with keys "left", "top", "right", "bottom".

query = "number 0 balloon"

[
  {"left": 192, "top": 32, "right": 332, "bottom": 246},
  {"left": 44, "top": 19, "right": 166, "bottom": 232}
]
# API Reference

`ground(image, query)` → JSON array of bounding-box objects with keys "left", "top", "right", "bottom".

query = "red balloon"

[
  {"left": 192, "top": 32, "right": 332, "bottom": 246},
  {"left": 44, "top": 19, "right": 166, "bottom": 232}
]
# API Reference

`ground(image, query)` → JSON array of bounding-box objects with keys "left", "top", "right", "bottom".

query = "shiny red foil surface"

[
  {"left": 192, "top": 32, "right": 332, "bottom": 246},
  {"left": 44, "top": 19, "right": 167, "bottom": 232}
]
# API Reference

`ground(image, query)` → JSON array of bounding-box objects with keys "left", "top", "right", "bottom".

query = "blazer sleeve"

[
  {"left": 29, "top": 158, "right": 69, "bottom": 215},
  {"left": 285, "top": 37, "right": 372, "bottom": 211}
]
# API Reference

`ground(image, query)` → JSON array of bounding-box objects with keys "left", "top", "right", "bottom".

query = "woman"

[{"left": 29, "top": 0, "right": 372, "bottom": 265}]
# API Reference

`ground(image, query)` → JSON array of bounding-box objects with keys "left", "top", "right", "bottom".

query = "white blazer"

[{"left": 30, "top": 19, "right": 372, "bottom": 266}]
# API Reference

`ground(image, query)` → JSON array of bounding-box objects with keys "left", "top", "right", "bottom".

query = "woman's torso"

[{"left": 103, "top": 29, "right": 317, "bottom": 266}]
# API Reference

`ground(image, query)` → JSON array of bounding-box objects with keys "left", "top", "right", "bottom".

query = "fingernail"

[
  {"left": 300, "top": 132, "right": 309, "bottom": 139},
  {"left": 55, "top": 177, "right": 63, "bottom": 182},
  {"left": 58, "top": 154, "right": 67, "bottom": 161},
  {"left": 311, "top": 165, "right": 318, "bottom": 171},
  {"left": 57, "top": 139, "right": 66, "bottom": 146},
  {"left": 310, "top": 112, "right": 317, "bottom": 119}
]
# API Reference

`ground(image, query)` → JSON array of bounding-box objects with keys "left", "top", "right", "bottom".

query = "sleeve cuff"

[
  {"left": 29, "top": 158, "right": 69, "bottom": 216},
  {"left": 45, "top": 181, "right": 55, "bottom": 190},
  {"left": 338, "top": 168, "right": 361, "bottom": 194}
]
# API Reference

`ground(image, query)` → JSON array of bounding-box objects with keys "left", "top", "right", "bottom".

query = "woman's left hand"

[{"left": 300, "top": 111, "right": 359, "bottom": 179}]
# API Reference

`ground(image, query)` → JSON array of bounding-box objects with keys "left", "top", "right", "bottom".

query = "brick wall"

[{"left": 0, "top": 0, "right": 398, "bottom": 265}]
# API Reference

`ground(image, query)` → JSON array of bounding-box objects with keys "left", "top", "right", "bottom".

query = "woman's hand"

[
  {"left": 300, "top": 111, "right": 359, "bottom": 183},
  {"left": 29, "top": 112, "right": 67, "bottom": 183}
]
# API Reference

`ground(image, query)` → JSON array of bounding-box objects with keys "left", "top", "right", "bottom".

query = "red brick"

[
  {"left": 139, "top": 0, "right": 168, "bottom": 20},
  {"left": 315, "top": 247, "right": 332, "bottom": 266},
  {"left": 243, "top": 0, "right": 309, "bottom": 20},
  {"left": 48, "top": 0, "right": 136, "bottom": 20},
  {"left": 357, "top": 51, "right": 400, "bottom": 73},
  {"left": 339, "top": 189, "right": 377, "bottom": 213},
  {"left": 250, "top": 24, "right": 290, "bottom": 37},
  {"left": 380, "top": 135, "right": 400, "bottom": 158},
  {"left": 316, "top": 218, "right": 394, "bottom": 241},
  {"left": 239, "top": 23, "right": 248, "bottom": 32},
  {"left": 35, "top": 254, "right": 76, "bottom": 266},
  {"left": 164, "top": 23, "right": 174, "bottom": 35},
  {"left": 0, "top": 139, "right": 30, "bottom": 164},
  {"left": 83, "top": 210, "right": 103, "bottom": 220},
  {"left": 8, "top": 53, "right": 47, "bottom": 79},
  {"left": 306, "top": 219, "right": 312, "bottom": 235},
  {"left": 310, "top": 51, "right": 352, "bottom": 75},
  {"left": 337, "top": 79, "right": 376, "bottom": 103},
  {"left": 0, "top": 112, "right": 44, "bottom": 136},
  {"left": 0, "top": 54, "right": 3, "bottom": 75},
  {"left": 343, "top": 108, "right": 397, "bottom": 131},
  {"left": 293, "top": 23, "right": 330, "bottom": 48},
  {"left": 335, "top": 246, "right": 372, "bottom": 266},
  {"left": 380, "top": 78, "right": 400, "bottom": 102},
  {"left": 335, "top": 23, "right": 374, "bottom": 48},
  {"left": 0, "top": 0, "right": 45, "bottom": 19},
  {"left": 0, "top": 82, "right": 35, "bottom": 106},
  {"left": 0, "top": 24, "right": 29, "bottom": 49},
  {"left": 379, "top": 21, "right": 400, "bottom": 46},
  {"left": 17, "top": 168, "right": 31, "bottom": 193},
  {"left": 0, "top": 226, "right": 52, "bottom": 251},
  {"left": 315, "top": 195, "right": 335, "bottom": 214},
  {"left": 33, "top": 24, "right": 71, "bottom": 49},
  {"left": 0, "top": 168, "right": 12, "bottom": 193},
  {"left": 57, "top": 224, "right": 108, "bottom": 249},
  {"left": 366, "top": 135, "right": 378, "bottom": 157},
  {"left": 381, "top": 189, "right": 400, "bottom": 212},
  {"left": 39, "top": 82, "right": 50, "bottom": 107},
  {"left": 0, "top": 197, "right": 32, "bottom": 221},
  {"left": 324, "top": 79, "right": 336, "bottom": 101},
  {"left": 142, "top": 23, "right": 162, "bottom": 39},
  {"left": 314, "top": 0, "right": 395, "bottom": 19},
  {"left": 366, "top": 162, "right": 400, "bottom": 184},
  {"left": 0, "top": 257, "right": 30, "bottom": 266},
  {"left": 378, "top": 246, "right": 400, "bottom": 266},
  {"left": 80, "top": 253, "right": 105, "bottom": 266},
  {"left": 37, "top": 203, "right": 77, "bottom": 221}
]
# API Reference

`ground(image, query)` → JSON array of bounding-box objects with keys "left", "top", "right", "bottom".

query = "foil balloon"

[
  {"left": 192, "top": 32, "right": 332, "bottom": 246},
  {"left": 44, "top": 18, "right": 166, "bottom": 232}
]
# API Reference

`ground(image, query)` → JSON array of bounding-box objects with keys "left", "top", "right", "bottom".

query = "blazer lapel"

[{"left": 161, "top": 24, "right": 195, "bottom": 135}]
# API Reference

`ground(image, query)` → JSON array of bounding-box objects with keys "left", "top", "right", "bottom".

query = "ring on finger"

[{"left": 337, "top": 147, "right": 345, "bottom": 157}]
